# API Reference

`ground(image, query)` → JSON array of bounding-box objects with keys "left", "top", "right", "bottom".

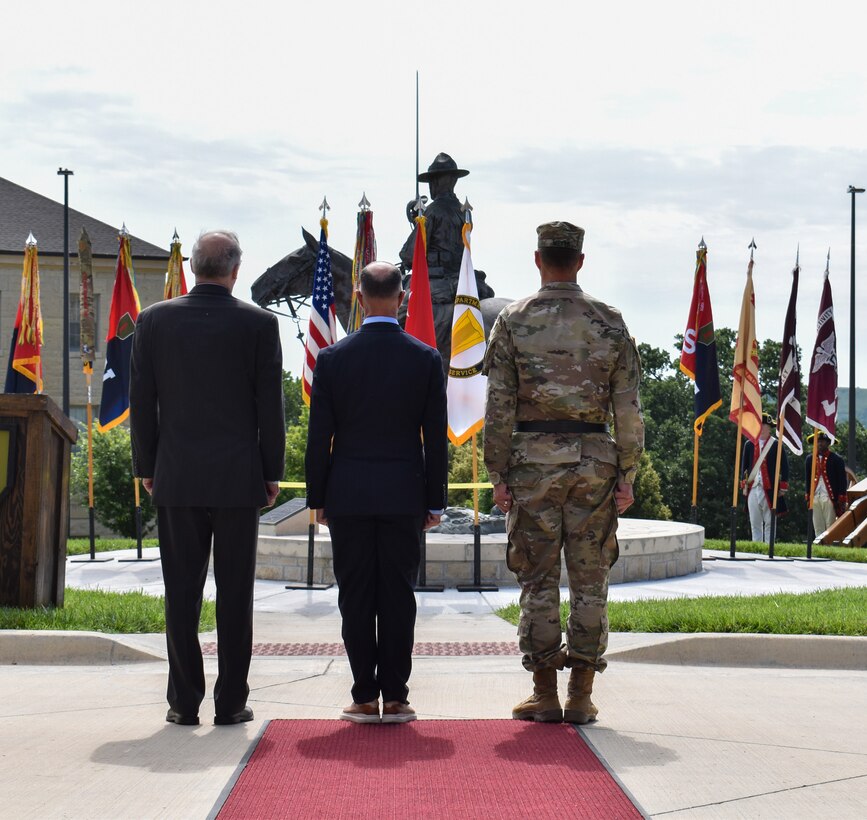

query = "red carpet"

[{"left": 216, "top": 720, "right": 642, "bottom": 819}]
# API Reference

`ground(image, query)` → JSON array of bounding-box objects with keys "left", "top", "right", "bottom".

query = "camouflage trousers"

[{"left": 505, "top": 459, "right": 619, "bottom": 674}]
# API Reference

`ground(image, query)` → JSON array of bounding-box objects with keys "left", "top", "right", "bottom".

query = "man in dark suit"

[
  {"left": 305, "top": 261, "right": 448, "bottom": 724},
  {"left": 130, "top": 230, "right": 285, "bottom": 727}
]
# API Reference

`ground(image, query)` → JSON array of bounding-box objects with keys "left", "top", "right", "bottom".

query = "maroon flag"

[
  {"left": 777, "top": 262, "right": 802, "bottom": 454},
  {"left": 806, "top": 256, "right": 837, "bottom": 441}
]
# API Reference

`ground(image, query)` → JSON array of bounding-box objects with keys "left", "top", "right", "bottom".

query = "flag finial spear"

[
  {"left": 319, "top": 197, "right": 330, "bottom": 216},
  {"left": 120, "top": 223, "right": 129, "bottom": 238},
  {"left": 461, "top": 197, "right": 473, "bottom": 223},
  {"left": 26, "top": 231, "right": 37, "bottom": 247},
  {"left": 358, "top": 193, "right": 371, "bottom": 212},
  {"left": 172, "top": 228, "right": 179, "bottom": 243},
  {"left": 826, "top": 247, "right": 831, "bottom": 274},
  {"left": 796, "top": 244, "right": 800, "bottom": 267},
  {"left": 749, "top": 237, "right": 757, "bottom": 261},
  {"left": 698, "top": 236, "right": 706, "bottom": 250},
  {"left": 414, "top": 195, "right": 427, "bottom": 216}
]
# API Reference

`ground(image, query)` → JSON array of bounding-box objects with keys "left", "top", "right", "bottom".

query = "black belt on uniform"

[{"left": 514, "top": 421, "right": 609, "bottom": 434}]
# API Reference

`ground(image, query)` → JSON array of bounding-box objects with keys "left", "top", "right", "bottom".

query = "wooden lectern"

[{"left": 0, "top": 395, "right": 78, "bottom": 608}]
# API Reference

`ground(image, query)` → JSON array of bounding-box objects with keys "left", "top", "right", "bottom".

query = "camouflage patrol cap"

[{"left": 537, "top": 221, "right": 585, "bottom": 252}]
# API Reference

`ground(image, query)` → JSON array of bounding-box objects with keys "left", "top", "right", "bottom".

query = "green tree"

[
  {"left": 278, "top": 374, "right": 309, "bottom": 506},
  {"left": 447, "top": 438, "right": 492, "bottom": 512},
  {"left": 283, "top": 372, "right": 305, "bottom": 427},
  {"left": 623, "top": 451, "right": 671, "bottom": 521},
  {"left": 832, "top": 420, "right": 867, "bottom": 482},
  {"left": 639, "top": 329, "right": 815, "bottom": 541},
  {"left": 70, "top": 426, "right": 155, "bottom": 538}
]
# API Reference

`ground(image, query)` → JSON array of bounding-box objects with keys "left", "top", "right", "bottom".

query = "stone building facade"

[{"left": 0, "top": 176, "right": 172, "bottom": 536}]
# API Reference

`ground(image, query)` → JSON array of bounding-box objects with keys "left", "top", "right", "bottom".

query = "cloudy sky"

[{"left": 3, "top": 0, "right": 867, "bottom": 385}]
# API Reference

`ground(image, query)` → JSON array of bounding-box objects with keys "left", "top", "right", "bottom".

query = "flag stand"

[
  {"left": 692, "top": 430, "right": 716, "bottom": 561},
  {"left": 754, "top": 410, "right": 793, "bottom": 561},
  {"left": 794, "top": 437, "right": 831, "bottom": 561},
  {"left": 118, "top": 478, "right": 158, "bottom": 562},
  {"left": 720, "top": 398, "right": 755, "bottom": 561},
  {"left": 719, "top": 354, "right": 754, "bottom": 562},
  {"left": 70, "top": 380, "right": 112, "bottom": 563},
  {"left": 285, "top": 508, "right": 333, "bottom": 590},
  {"left": 458, "top": 434, "right": 498, "bottom": 592},
  {"left": 415, "top": 531, "right": 444, "bottom": 592}
]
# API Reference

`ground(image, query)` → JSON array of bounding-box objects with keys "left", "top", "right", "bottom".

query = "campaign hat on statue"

[{"left": 418, "top": 153, "right": 470, "bottom": 181}]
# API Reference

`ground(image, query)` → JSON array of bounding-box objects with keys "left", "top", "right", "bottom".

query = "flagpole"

[
  {"left": 731, "top": 396, "right": 746, "bottom": 558},
  {"left": 807, "top": 435, "right": 820, "bottom": 557},
  {"left": 288, "top": 198, "right": 334, "bottom": 590},
  {"left": 689, "top": 239, "right": 704, "bottom": 526},
  {"left": 472, "top": 433, "right": 480, "bottom": 528},
  {"left": 134, "top": 477, "right": 143, "bottom": 559},
  {"left": 87, "top": 374, "right": 96, "bottom": 558},
  {"left": 727, "top": 240, "right": 759, "bottom": 561},
  {"left": 690, "top": 430, "right": 699, "bottom": 523},
  {"left": 415, "top": 71, "right": 420, "bottom": 205},
  {"left": 768, "top": 409, "right": 786, "bottom": 558}
]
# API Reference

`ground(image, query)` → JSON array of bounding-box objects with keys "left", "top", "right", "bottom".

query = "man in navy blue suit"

[{"left": 305, "top": 261, "right": 448, "bottom": 724}]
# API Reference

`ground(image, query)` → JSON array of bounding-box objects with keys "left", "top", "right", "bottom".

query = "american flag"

[{"left": 302, "top": 221, "right": 337, "bottom": 406}]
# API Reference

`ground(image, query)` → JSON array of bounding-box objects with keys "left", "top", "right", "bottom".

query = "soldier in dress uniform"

[
  {"left": 805, "top": 431, "right": 848, "bottom": 536},
  {"left": 482, "top": 221, "right": 643, "bottom": 724},
  {"left": 741, "top": 413, "right": 788, "bottom": 543}
]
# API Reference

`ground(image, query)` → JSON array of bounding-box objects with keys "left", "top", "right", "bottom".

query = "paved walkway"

[{"left": 1, "top": 550, "right": 865, "bottom": 818}]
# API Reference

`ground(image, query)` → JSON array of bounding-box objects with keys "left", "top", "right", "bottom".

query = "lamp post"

[
  {"left": 848, "top": 185, "right": 864, "bottom": 472},
  {"left": 58, "top": 168, "right": 74, "bottom": 417}
]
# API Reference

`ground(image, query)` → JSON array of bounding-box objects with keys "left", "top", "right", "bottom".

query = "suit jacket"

[
  {"left": 305, "top": 321, "right": 448, "bottom": 517},
  {"left": 130, "top": 283, "right": 285, "bottom": 507},
  {"left": 742, "top": 438, "right": 789, "bottom": 514}
]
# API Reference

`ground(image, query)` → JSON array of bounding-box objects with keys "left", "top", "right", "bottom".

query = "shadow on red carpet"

[{"left": 215, "top": 719, "right": 643, "bottom": 819}]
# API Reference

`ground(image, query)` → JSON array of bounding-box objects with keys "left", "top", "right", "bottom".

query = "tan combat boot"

[
  {"left": 511, "top": 667, "right": 563, "bottom": 723},
  {"left": 564, "top": 668, "right": 598, "bottom": 724}
]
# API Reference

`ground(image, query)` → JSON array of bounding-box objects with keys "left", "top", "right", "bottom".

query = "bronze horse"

[{"left": 251, "top": 228, "right": 512, "bottom": 355}]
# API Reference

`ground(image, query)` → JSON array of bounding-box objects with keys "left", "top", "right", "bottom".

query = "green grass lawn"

[
  {"left": 497, "top": 586, "right": 867, "bottom": 636},
  {"left": 0, "top": 588, "right": 216, "bottom": 633},
  {"left": 705, "top": 538, "right": 867, "bottom": 563},
  {"left": 67, "top": 538, "right": 159, "bottom": 556}
]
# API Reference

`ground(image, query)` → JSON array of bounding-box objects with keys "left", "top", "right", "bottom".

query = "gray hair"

[{"left": 190, "top": 230, "right": 242, "bottom": 279}]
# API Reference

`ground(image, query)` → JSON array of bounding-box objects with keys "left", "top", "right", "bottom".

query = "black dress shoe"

[
  {"left": 214, "top": 706, "right": 254, "bottom": 725},
  {"left": 166, "top": 708, "right": 199, "bottom": 726}
]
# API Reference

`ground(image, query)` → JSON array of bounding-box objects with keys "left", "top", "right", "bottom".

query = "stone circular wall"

[{"left": 256, "top": 518, "right": 704, "bottom": 588}]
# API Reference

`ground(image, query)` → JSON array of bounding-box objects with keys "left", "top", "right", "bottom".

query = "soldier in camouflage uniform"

[{"left": 482, "top": 221, "right": 643, "bottom": 724}]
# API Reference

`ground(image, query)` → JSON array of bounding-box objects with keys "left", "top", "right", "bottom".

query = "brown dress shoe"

[
  {"left": 382, "top": 701, "right": 417, "bottom": 723},
  {"left": 340, "top": 700, "right": 381, "bottom": 723}
]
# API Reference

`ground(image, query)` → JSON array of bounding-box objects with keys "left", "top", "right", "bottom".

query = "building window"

[
  {"left": 69, "top": 294, "right": 100, "bottom": 355},
  {"left": 68, "top": 405, "right": 89, "bottom": 427}
]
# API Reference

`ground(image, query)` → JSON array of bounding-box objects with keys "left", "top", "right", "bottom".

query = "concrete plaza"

[{"left": 0, "top": 548, "right": 865, "bottom": 818}]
